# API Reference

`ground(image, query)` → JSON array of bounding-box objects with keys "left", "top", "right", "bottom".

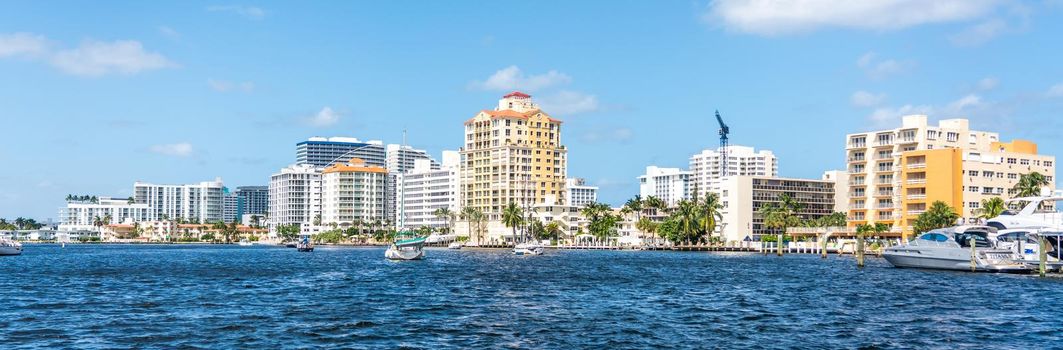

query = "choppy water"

[{"left": 1, "top": 244, "right": 1060, "bottom": 349}]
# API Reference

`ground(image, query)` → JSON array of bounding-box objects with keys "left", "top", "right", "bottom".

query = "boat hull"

[
  {"left": 0, "top": 246, "right": 22, "bottom": 256},
  {"left": 385, "top": 246, "right": 424, "bottom": 260},
  {"left": 883, "top": 251, "right": 1029, "bottom": 273}
]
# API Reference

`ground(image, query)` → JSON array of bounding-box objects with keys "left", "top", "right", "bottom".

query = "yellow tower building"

[{"left": 460, "top": 92, "right": 568, "bottom": 241}]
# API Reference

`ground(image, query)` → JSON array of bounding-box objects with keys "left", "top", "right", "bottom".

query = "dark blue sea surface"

[{"left": 1, "top": 244, "right": 1060, "bottom": 349}]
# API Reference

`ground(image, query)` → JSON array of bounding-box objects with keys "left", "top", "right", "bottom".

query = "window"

[
  {"left": 968, "top": 186, "right": 978, "bottom": 192},
  {"left": 1007, "top": 158, "right": 1017, "bottom": 164},
  {"left": 1045, "top": 161, "right": 1053, "bottom": 167},
  {"left": 968, "top": 170, "right": 978, "bottom": 177},
  {"left": 1021, "top": 159, "right": 1030, "bottom": 165},
  {"left": 947, "top": 132, "right": 959, "bottom": 142},
  {"left": 969, "top": 202, "right": 980, "bottom": 208},
  {"left": 1008, "top": 173, "right": 1018, "bottom": 179}
]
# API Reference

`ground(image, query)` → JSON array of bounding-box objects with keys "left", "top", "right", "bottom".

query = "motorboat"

[
  {"left": 386, "top": 234, "right": 426, "bottom": 260},
  {"left": 513, "top": 241, "right": 544, "bottom": 256},
  {"left": 0, "top": 238, "right": 22, "bottom": 256},
  {"left": 991, "top": 229, "right": 1063, "bottom": 268},
  {"left": 296, "top": 236, "right": 313, "bottom": 252},
  {"left": 986, "top": 196, "right": 1063, "bottom": 230},
  {"left": 447, "top": 241, "right": 463, "bottom": 250},
  {"left": 882, "top": 226, "right": 1028, "bottom": 273},
  {"left": 237, "top": 239, "right": 253, "bottom": 246}
]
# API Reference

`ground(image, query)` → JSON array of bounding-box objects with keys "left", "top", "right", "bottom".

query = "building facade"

[
  {"left": 718, "top": 176, "right": 839, "bottom": 242},
  {"left": 235, "top": 186, "right": 269, "bottom": 216},
  {"left": 460, "top": 91, "right": 568, "bottom": 240},
  {"left": 223, "top": 189, "right": 240, "bottom": 223},
  {"left": 320, "top": 158, "right": 388, "bottom": 226},
  {"left": 397, "top": 153, "right": 459, "bottom": 230},
  {"left": 268, "top": 164, "right": 322, "bottom": 235},
  {"left": 689, "top": 145, "right": 778, "bottom": 197},
  {"left": 846, "top": 115, "right": 1056, "bottom": 235},
  {"left": 296, "top": 136, "right": 386, "bottom": 168},
  {"left": 133, "top": 178, "right": 225, "bottom": 223},
  {"left": 385, "top": 144, "right": 439, "bottom": 225},
  {"left": 565, "top": 177, "right": 598, "bottom": 208},
  {"left": 58, "top": 197, "right": 152, "bottom": 231},
  {"left": 638, "top": 166, "right": 693, "bottom": 206}
]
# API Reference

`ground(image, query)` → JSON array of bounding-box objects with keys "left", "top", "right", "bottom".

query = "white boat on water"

[
  {"left": 986, "top": 196, "right": 1063, "bottom": 230},
  {"left": 447, "top": 242, "right": 463, "bottom": 250},
  {"left": 882, "top": 226, "right": 1027, "bottom": 273},
  {"left": 237, "top": 239, "right": 253, "bottom": 246},
  {"left": 0, "top": 238, "right": 23, "bottom": 256},
  {"left": 991, "top": 229, "right": 1063, "bottom": 267},
  {"left": 513, "top": 242, "right": 544, "bottom": 256},
  {"left": 386, "top": 234, "right": 426, "bottom": 260}
]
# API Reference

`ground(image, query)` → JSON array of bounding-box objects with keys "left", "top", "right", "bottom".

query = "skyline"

[{"left": 4, "top": 1, "right": 1063, "bottom": 219}]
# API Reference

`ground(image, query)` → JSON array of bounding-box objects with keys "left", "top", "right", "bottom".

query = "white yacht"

[
  {"left": 0, "top": 238, "right": 23, "bottom": 256},
  {"left": 447, "top": 241, "right": 463, "bottom": 250},
  {"left": 237, "top": 239, "right": 253, "bottom": 246},
  {"left": 986, "top": 196, "right": 1063, "bottom": 230},
  {"left": 385, "top": 235, "right": 426, "bottom": 260},
  {"left": 991, "top": 229, "right": 1063, "bottom": 267},
  {"left": 513, "top": 241, "right": 544, "bottom": 256},
  {"left": 882, "top": 226, "right": 1028, "bottom": 273}
]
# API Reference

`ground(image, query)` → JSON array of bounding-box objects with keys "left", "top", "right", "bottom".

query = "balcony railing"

[
  {"left": 906, "top": 179, "right": 927, "bottom": 185},
  {"left": 907, "top": 194, "right": 927, "bottom": 200},
  {"left": 907, "top": 210, "right": 926, "bottom": 215},
  {"left": 907, "top": 163, "right": 927, "bottom": 169}
]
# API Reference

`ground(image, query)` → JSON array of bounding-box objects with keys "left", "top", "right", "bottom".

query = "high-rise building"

[
  {"left": 296, "top": 136, "right": 386, "bottom": 168},
  {"left": 320, "top": 158, "right": 388, "bottom": 226},
  {"left": 566, "top": 178, "right": 598, "bottom": 208},
  {"left": 235, "top": 186, "right": 269, "bottom": 216},
  {"left": 846, "top": 115, "right": 1056, "bottom": 235},
  {"left": 133, "top": 178, "right": 225, "bottom": 223},
  {"left": 638, "top": 166, "right": 693, "bottom": 206},
  {"left": 58, "top": 197, "right": 152, "bottom": 231},
  {"left": 718, "top": 176, "right": 839, "bottom": 242},
  {"left": 397, "top": 151, "right": 460, "bottom": 230},
  {"left": 268, "top": 164, "right": 322, "bottom": 235},
  {"left": 460, "top": 91, "right": 568, "bottom": 240},
  {"left": 223, "top": 188, "right": 240, "bottom": 223},
  {"left": 385, "top": 144, "right": 439, "bottom": 225},
  {"left": 689, "top": 145, "right": 777, "bottom": 196}
]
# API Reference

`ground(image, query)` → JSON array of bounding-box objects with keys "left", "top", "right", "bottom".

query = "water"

[{"left": 1, "top": 244, "right": 1061, "bottom": 349}]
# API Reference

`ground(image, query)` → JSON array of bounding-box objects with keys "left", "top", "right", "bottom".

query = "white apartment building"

[
  {"left": 718, "top": 176, "right": 840, "bottom": 242},
  {"left": 689, "top": 145, "right": 778, "bottom": 197},
  {"left": 638, "top": 166, "right": 693, "bottom": 206},
  {"left": 386, "top": 144, "right": 439, "bottom": 226},
  {"left": 223, "top": 189, "right": 240, "bottom": 223},
  {"left": 133, "top": 178, "right": 225, "bottom": 223},
  {"left": 268, "top": 164, "right": 322, "bottom": 235},
  {"left": 397, "top": 151, "right": 460, "bottom": 230},
  {"left": 565, "top": 177, "right": 599, "bottom": 208},
  {"left": 320, "top": 158, "right": 388, "bottom": 226},
  {"left": 58, "top": 197, "right": 152, "bottom": 231}
]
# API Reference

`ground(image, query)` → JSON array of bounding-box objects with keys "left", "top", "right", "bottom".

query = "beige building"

[
  {"left": 718, "top": 176, "right": 841, "bottom": 243},
  {"left": 846, "top": 115, "right": 1055, "bottom": 235},
  {"left": 459, "top": 91, "right": 568, "bottom": 241},
  {"left": 320, "top": 158, "right": 388, "bottom": 226}
]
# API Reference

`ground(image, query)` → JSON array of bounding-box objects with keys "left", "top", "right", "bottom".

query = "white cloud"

[
  {"left": 856, "top": 52, "right": 913, "bottom": 80},
  {"left": 866, "top": 93, "right": 998, "bottom": 127},
  {"left": 149, "top": 143, "right": 193, "bottom": 157},
  {"left": 949, "top": 18, "right": 1008, "bottom": 46},
  {"left": 867, "top": 104, "right": 934, "bottom": 128},
  {"left": 947, "top": 94, "right": 982, "bottom": 111},
  {"left": 0, "top": 32, "right": 49, "bottom": 57},
  {"left": 49, "top": 40, "right": 175, "bottom": 77},
  {"left": 470, "top": 65, "right": 572, "bottom": 91},
  {"left": 538, "top": 90, "right": 599, "bottom": 115},
  {"left": 159, "top": 26, "right": 181, "bottom": 40},
  {"left": 207, "top": 79, "right": 255, "bottom": 92},
  {"left": 305, "top": 107, "right": 340, "bottom": 127},
  {"left": 977, "top": 77, "right": 998, "bottom": 91},
  {"left": 705, "top": 0, "right": 1001, "bottom": 36},
  {"left": 851, "top": 90, "right": 886, "bottom": 107},
  {"left": 207, "top": 5, "right": 266, "bottom": 19},
  {"left": 1047, "top": 83, "right": 1063, "bottom": 97}
]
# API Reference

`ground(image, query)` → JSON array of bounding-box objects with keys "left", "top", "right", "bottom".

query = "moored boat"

[
  {"left": 0, "top": 238, "right": 22, "bottom": 256},
  {"left": 883, "top": 226, "right": 1027, "bottom": 273},
  {"left": 447, "top": 241, "right": 463, "bottom": 250},
  {"left": 513, "top": 242, "right": 544, "bottom": 256},
  {"left": 296, "top": 236, "right": 314, "bottom": 252}
]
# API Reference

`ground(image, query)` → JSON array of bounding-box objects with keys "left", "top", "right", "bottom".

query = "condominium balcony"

[
  {"left": 907, "top": 210, "right": 926, "bottom": 216},
  {"left": 906, "top": 163, "right": 927, "bottom": 169},
  {"left": 847, "top": 142, "right": 867, "bottom": 149},
  {"left": 907, "top": 194, "right": 927, "bottom": 200},
  {"left": 906, "top": 179, "right": 927, "bottom": 185},
  {"left": 850, "top": 192, "right": 867, "bottom": 198},
  {"left": 876, "top": 167, "right": 894, "bottom": 172},
  {"left": 875, "top": 191, "right": 894, "bottom": 197},
  {"left": 876, "top": 203, "right": 895, "bottom": 209}
]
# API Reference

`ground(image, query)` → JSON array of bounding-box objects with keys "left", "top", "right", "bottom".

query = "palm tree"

[
  {"left": 673, "top": 199, "right": 699, "bottom": 245},
  {"left": 433, "top": 208, "right": 455, "bottom": 234},
  {"left": 977, "top": 197, "right": 1006, "bottom": 219},
  {"left": 699, "top": 192, "right": 724, "bottom": 243},
  {"left": 544, "top": 221, "right": 564, "bottom": 242},
  {"left": 1013, "top": 172, "right": 1050, "bottom": 197},
  {"left": 313, "top": 214, "right": 322, "bottom": 227},
  {"left": 624, "top": 195, "right": 644, "bottom": 221},
  {"left": 460, "top": 207, "right": 481, "bottom": 244},
  {"left": 912, "top": 201, "right": 960, "bottom": 237},
  {"left": 14, "top": 217, "right": 26, "bottom": 230},
  {"left": 502, "top": 202, "right": 524, "bottom": 246},
  {"left": 92, "top": 215, "right": 104, "bottom": 232},
  {"left": 644, "top": 196, "right": 665, "bottom": 216}
]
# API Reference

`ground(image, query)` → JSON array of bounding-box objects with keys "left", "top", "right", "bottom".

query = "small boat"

[
  {"left": 991, "top": 229, "right": 1063, "bottom": 268},
  {"left": 882, "top": 225, "right": 1028, "bottom": 273},
  {"left": 447, "top": 241, "right": 463, "bottom": 250},
  {"left": 513, "top": 242, "right": 544, "bottom": 256},
  {"left": 0, "top": 238, "right": 23, "bottom": 256},
  {"left": 285, "top": 243, "right": 297, "bottom": 248},
  {"left": 385, "top": 234, "right": 426, "bottom": 260},
  {"left": 237, "top": 239, "right": 253, "bottom": 246},
  {"left": 296, "top": 236, "right": 314, "bottom": 252}
]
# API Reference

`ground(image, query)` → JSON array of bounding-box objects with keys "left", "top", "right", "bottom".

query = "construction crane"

[{"left": 715, "top": 110, "right": 730, "bottom": 177}]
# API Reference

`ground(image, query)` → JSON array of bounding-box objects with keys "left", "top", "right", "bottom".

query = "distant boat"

[
  {"left": 448, "top": 241, "right": 463, "bottom": 250},
  {"left": 237, "top": 239, "right": 253, "bottom": 246},
  {"left": 513, "top": 241, "right": 544, "bottom": 256},
  {"left": 0, "top": 238, "right": 23, "bottom": 256},
  {"left": 386, "top": 234, "right": 425, "bottom": 260},
  {"left": 296, "top": 236, "right": 314, "bottom": 252}
]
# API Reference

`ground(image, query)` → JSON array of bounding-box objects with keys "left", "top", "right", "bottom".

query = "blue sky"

[{"left": 2, "top": 0, "right": 1063, "bottom": 220}]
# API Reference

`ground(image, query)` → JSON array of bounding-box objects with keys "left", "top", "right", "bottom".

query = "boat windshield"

[{"left": 955, "top": 231, "right": 992, "bottom": 248}]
